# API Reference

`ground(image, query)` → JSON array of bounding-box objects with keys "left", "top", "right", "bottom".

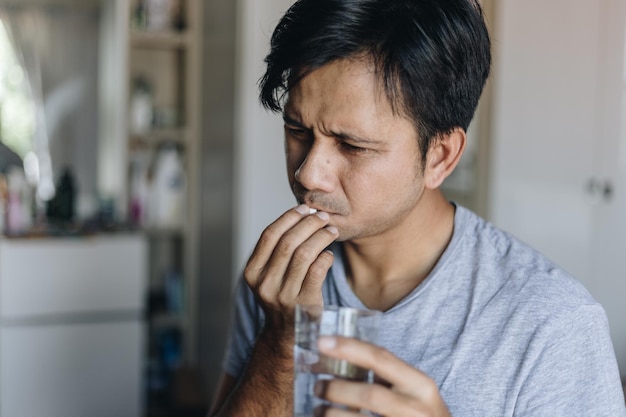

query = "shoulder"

[
  {"left": 444, "top": 207, "right": 625, "bottom": 414},
  {"left": 452, "top": 206, "right": 598, "bottom": 317}
]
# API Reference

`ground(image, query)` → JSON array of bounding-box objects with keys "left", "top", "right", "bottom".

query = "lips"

[
  {"left": 293, "top": 184, "right": 345, "bottom": 215},
  {"left": 304, "top": 203, "right": 331, "bottom": 214}
]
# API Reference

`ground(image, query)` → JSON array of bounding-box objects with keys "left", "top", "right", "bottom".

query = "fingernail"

[
  {"left": 316, "top": 211, "right": 330, "bottom": 221},
  {"left": 318, "top": 336, "right": 336, "bottom": 350},
  {"left": 326, "top": 226, "right": 338, "bottom": 235},
  {"left": 296, "top": 204, "right": 309, "bottom": 215}
]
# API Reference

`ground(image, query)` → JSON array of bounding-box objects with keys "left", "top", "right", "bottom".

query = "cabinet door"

[
  {"left": 586, "top": 0, "right": 626, "bottom": 377},
  {"left": 489, "top": 0, "right": 606, "bottom": 286},
  {"left": 0, "top": 322, "right": 143, "bottom": 417},
  {"left": 0, "top": 235, "right": 147, "bottom": 319}
]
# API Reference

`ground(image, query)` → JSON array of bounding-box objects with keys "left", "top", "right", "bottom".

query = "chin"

[
  {"left": 332, "top": 226, "right": 360, "bottom": 243},
  {"left": 333, "top": 234, "right": 348, "bottom": 243}
]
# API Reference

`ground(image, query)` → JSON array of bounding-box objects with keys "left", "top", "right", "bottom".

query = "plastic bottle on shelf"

[
  {"left": 164, "top": 268, "right": 184, "bottom": 313},
  {"left": 5, "top": 166, "right": 31, "bottom": 234},
  {"left": 56, "top": 167, "right": 76, "bottom": 222},
  {"left": 45, "top": 167, "right": 76, "bottom": 225},
  {"left": 0, "top": 174, "right": 6, "bottom": 233},
  {"left": 130, "top": 76, "right": 153, "bottom": 135},
  {"left": 131, "top": 0, "right": 147, "bottom": 30},
  {"left": 149, "top": 142, "right": 186, "bottom": 229},
  {"left": 145, "top": 0, "right": 172, "bottom": 31},
  {"left": 129, "top": 149, "right": 150, "bottom": 228}
]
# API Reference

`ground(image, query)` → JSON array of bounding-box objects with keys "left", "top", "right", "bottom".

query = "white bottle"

[
  {"left": 149, "top": 143, "right": 186, "bottom": 229},
  {"left": 5, "top": 166, "right": 29, "bottom": 234},
  {"left": 0, "top": 174, "right": 6, "bottom": 234},
  {"left": 146, "top": 0, "right": 171, "bottom": 31},
  {"left": 130, "top": 77, "right": 153, "bottom": 135},
  {"left": 129, "top": 149, "right": 150, "bottom": 227}
]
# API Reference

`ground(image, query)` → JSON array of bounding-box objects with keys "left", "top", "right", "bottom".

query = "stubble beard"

[{"left": 291, "top": 181, "right": 422, "bottom": 243}]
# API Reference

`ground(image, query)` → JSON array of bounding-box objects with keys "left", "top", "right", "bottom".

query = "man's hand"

[
  {"left": 211, "top": 205, "right": 338, "bottom": 417},
  {"left": 315, "top": 336, "right": 452, "bottom": 417},
  {"left": 244, "top": 204, "right": 338, "bottom": 340}
]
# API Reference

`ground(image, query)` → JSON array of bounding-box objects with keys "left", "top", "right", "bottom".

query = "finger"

[
  {"left": 318, "top": 379, "right": 427, "bottom": 417},
  {"left": 257, "top": 212, "right": 333, "bottom": 301},
  {"left": 318, "top": 337, "right": 435, "bottom": 397},
  {"left": 298, "top": 249, "right": 335, "bottom": 299},
  {"left": 244, "top": 204, "right": 315, "bottom": 287},
  {"left": 279, "top": 226, "right": 338, "bottom": 301}
]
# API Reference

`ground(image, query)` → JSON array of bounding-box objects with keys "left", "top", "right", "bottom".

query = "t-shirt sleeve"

[
  {"left": 514, "top": 304, "right": 626, "bottom": 417},
  {"left": 221, "top": 277, "right": 265, "bottom": 378}
]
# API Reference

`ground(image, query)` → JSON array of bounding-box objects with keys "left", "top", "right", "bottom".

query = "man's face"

[{"left": 284, "top": 57, "right": 426, "bottom": 242}]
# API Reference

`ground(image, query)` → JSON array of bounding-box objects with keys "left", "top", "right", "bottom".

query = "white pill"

[{"left": 309, "top": 208, "right": 317, "bottom": 215}]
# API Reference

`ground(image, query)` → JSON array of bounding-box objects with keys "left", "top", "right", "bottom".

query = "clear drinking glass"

[{"left": 294, "top": 304, "right": 381, "bottom": 417}]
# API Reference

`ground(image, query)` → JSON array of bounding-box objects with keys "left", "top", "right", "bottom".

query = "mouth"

[
  {"left": 296, "top": 197, "right": 321, "bottom": 213},
  {"left": 303, "top": 203, "right": 333, "bottom": 215},
  {"left": 294, "top": 186, "right": 343, "bottom": 216},
  {"left": 298, "top": 198, "right": 345, "bottom": 216}
]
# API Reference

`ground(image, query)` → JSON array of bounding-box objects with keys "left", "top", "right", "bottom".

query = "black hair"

[{"left": 259, "top": 0, "right": 491, "bottom": 158}]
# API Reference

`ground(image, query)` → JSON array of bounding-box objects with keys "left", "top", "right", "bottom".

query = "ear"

[{"left": 423, "top": 128, "right": 467, "bottom": 190}]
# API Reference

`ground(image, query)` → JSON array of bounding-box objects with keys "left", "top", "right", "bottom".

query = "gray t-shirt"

[{"left": 223, "top": 205, "right": 626, "bottom": 416}]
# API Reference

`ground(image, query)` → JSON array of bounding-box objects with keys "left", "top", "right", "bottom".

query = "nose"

[{"left": 294, "top": 141, "right": 336, "bottom": 193}]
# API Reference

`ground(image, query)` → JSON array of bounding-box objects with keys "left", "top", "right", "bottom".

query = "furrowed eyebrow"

[
  {"left": 282, "top": 113, "right": 381, "bottom": 145},
  {"left": 333, "top": 131, "right": 382, "bottom": 145},
  {"left": 282, "top": 113, "right": 305, "bottom": 127}
]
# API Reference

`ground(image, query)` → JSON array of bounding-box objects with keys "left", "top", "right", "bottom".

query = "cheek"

[
  {"left": 342, "top": 167, "right": 387, "bottom": 204},
  {"left": 344, "top": 159, "right": 420, "bottom": 205}
]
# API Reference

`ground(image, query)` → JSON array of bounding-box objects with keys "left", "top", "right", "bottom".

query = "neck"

[{"left": 342, "top": 190, "right": 455, "bottom": 311}]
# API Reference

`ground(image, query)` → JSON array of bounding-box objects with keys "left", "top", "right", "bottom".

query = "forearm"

[{"left": 212, "top": 333, "right": 293, "bottom": 417}]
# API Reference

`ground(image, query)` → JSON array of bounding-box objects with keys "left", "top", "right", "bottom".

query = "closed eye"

[
  {"left": 284, "top": 124, "right": 313, "bottom": 141},
  {"left": 282, "top": 114, "right": 311, "bottom": 140},
  {"left": 284, "top": 125, "right": 307, "bottom": 135},
  {"left": 339, "top": 141, "right": 368, "bottom": 154}
]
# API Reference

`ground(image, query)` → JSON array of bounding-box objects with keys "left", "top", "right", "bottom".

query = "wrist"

[{"left": 258, "top": 327, "right": 294, "bottom": 364}]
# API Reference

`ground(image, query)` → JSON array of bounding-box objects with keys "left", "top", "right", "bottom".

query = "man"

[{"left": 210, "top": 0, "right": 626, "bottom": 416}]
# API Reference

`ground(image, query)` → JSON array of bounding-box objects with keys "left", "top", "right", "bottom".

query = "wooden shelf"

[
  {"left": 125, "top": 0, "right": 202, "bottom": 373},
  {"left": 130, "top": 128, "right": 188, "bottom": 147},
  {"left": 93, "top": 1, "right": 204, "bottom": 412},
  {"left": 130, "top": 30, "right": 190, "bottom": 49}
]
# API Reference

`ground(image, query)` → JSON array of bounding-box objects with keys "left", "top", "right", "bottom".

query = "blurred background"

[{"left": 0, "top": 0, "right": 623, "bottom": 416}]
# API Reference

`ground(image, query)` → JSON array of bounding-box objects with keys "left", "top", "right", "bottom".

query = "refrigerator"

[{"left": 0, "top": 234, "right": 147, "bottom": 417}]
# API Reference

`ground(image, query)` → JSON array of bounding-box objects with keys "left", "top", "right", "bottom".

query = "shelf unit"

[
  {"left": 134, "top": 0, "right": 200, "bottom": 369},
  {"left": 97, "top": 0, "right": 203, "bottom": 407}
]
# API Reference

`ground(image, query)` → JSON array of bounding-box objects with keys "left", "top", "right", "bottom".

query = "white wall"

[
  {"left": 488, "top": 0, "right": 626, "bottom": 376},
  {"left": 233, "top": 0, "right": 296, "bottom": 277}
]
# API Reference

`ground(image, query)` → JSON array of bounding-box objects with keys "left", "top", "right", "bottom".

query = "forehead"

[
  {"left": 285, "top": 58, "right": 408, "bottom": 129},
  {"left": 289, "top": 58, "right": 380, "bottom": 101}
]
